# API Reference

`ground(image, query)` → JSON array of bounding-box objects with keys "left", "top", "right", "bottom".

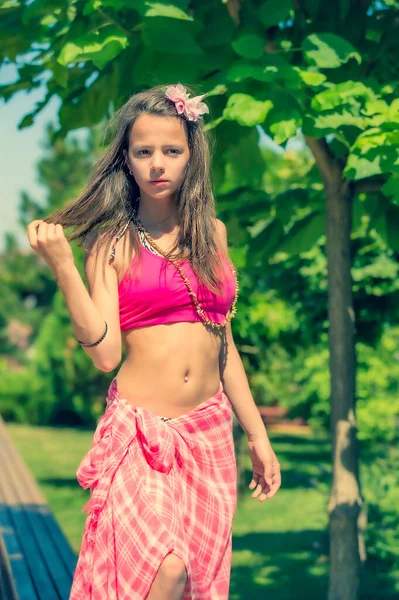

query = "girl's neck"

[{"left": 137, "top": 193, "right": 178, "bottom": 233}]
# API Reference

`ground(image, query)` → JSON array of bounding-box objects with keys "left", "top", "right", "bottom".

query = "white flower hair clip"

[{"left": 165, "top": 83, "right": 209, "bottom": 122}]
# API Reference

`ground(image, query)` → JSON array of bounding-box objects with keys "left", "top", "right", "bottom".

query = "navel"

[{"left": 184, "top": 369, "right": 189, "bottom": 383}]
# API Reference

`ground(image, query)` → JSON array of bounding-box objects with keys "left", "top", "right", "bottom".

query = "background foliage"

[{"left": 1, "top": 0, "right": 399, "bottom": 593}]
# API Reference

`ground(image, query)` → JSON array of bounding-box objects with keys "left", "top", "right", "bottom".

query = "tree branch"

[
  {"left": 304, "top": 136, "right": 342, "bottom": 186},
  {"left": 226, "top": 0, "right": 240, "bottom": 25},
  {"left": 352, "top": 177, "right": 386, "bottom": 195}
]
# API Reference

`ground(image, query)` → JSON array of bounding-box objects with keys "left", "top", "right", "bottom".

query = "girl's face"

[{"left": 124, "top": 113, "right": 190, "bottom": 200}]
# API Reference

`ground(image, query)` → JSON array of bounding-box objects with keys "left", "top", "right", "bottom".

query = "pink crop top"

[{"left": 117, "top": 243, "right": 236, "bottom": 331}]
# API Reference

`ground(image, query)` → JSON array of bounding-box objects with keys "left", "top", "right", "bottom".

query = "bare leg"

[{"left": 145, "top": 554, "right": 188, "bottom": 600}]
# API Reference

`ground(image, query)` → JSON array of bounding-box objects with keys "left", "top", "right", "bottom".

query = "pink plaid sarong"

[{"left": 69, "top": 378, "right": 237, "bottom": 599}]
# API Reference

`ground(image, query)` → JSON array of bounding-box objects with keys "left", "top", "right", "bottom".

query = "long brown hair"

[{"left": 43, "top": 83, "right": 233, "bottom": 293}]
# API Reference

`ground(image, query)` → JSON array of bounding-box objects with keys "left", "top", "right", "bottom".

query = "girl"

[{"left": 27, "top": 83, "right": 281, "bottom": 600}]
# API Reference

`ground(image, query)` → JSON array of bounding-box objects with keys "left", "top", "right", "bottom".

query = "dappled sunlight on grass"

[{"left": 230, "top": 431, "right": 330, "bottom": 598}]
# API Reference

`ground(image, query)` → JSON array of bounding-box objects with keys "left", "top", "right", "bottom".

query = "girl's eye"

[{"left": 136, "top": 149, "right": 180, "bottom": 156}]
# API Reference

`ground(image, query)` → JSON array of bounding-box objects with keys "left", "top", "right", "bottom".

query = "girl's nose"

[{"left": 150, "top": 154, "right": 165, "bottom": 172}]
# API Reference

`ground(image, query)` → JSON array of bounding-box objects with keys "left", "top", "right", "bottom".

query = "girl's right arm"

[
  {"left": 56, "top": 234, "right": 122, "bottom": 372},
  {"left": 27, "top": 220, "right": 122, "bottom": 372}
]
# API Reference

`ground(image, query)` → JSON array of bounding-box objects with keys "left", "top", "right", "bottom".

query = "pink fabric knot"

[{"left": 77, "top": 400, "right": 182, "bottom": 518}]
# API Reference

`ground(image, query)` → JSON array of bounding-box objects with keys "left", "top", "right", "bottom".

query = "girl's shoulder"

[
  {"left": 84, "top": 218, "right": 135, "bottom": 284},
  {"left": 214, "top": 218, "right": 228, "bottom": 255}
]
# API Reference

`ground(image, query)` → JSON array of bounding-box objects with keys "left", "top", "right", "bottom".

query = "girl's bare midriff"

[
  {"left": 112, "top": 236, "right": 226, "bottom": 419},
  {"left": 115, "top": 323, "right": 223, "bottom": 418}
]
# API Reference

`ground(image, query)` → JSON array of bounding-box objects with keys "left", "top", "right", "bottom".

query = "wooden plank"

[
  {"left": 0, "top": 418, "right": 48, "bottom": 503},
  {"left": 0, "top": 420, "right": 77, "bottom": 580},
  {"left": 40, "top": 513, "right": 77, "bottom": 580},
  {"left": 0, "top": 419, "right": 74, "bottom": 599},
  {"left": 0, "top": 526, "right": 19, "bottom": 600},
  {"left": 0, "top": 441, "right": 60, "bottom": 599},
  {"left": 0, "top": 503, "right": 38, "bottom": 600},
  {"left": 0, "top": 421, "right": 40, "bottom": 600}
]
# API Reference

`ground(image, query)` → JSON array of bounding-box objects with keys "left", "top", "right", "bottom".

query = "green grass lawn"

[
  {"left": 7, "top": 422, "right": 333, "bottom": 598},
  {"left": 230, "top": 431, "right": 331, "bottom": 599}
]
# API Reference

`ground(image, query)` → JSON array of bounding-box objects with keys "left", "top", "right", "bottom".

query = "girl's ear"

[{"left": 123, "top": 149, "right": 132, "bottom": 173}]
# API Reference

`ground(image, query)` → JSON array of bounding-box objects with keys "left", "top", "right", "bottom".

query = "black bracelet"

[{"left": 77, "top": 321, "right": 108, "bottom": 347}]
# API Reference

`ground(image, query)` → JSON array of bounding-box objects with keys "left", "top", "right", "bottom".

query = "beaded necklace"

[
  {"left": 138, "top": 228, "right": 162, "bottom": 256},
  {"left": 127, "top": 210, "right": 239, "bottom": 330}
]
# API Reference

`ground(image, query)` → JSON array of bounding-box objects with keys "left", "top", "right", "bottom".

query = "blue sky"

[{"left": 0, "top": 63, "right": 61, "bottom": 251}]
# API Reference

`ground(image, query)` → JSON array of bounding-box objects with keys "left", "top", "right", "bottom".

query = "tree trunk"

[{"left": 326, "top": 180, "right": 363, "bottom": 600}]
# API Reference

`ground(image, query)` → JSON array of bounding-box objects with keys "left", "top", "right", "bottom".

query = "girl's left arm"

[
  {"left": 215, "top": 217, "right": 269, "bottom": 441},
  {"left": 216, "top": 218, "right": 281, "bottom": 501},
  {"left": 220, "top": 322, "right": 269, "bottom": 441}
]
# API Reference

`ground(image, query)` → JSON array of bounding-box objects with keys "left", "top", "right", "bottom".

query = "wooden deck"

[{"left": 0, "top": 416, "right": 77, "bottom": 599}]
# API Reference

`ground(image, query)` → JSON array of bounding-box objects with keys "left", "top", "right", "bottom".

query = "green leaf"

[
  {"left": 303, "top": 107, "right": 366, "bottom": 138},
  {"left": 227, "top": 55, "right": 300, "bottom": 85},
  {"left": 197, "top": 7, "right": 235, "bottom": 48},
  {"left": 103, "top": 0, "right": 125, "bottom": 7},
  {"left": 0, "top": 1, "right": 20, "bottom": 12},
  {"left": 387, "top": 205, "right": 399, "bottom": 251},
  {"left": 18, "top": 113, "right": 35, "bottom": 128},
  {"left": 264, "top": 88, "right": 303, "bottom": 144},
  {"left": 329, "top": 135, "right": 351, "bottom": 157},
  {"left": 142, "top": 18, "right": 203, "bottom": 54},
  {"left": 57, "top": 26, "right": 129, "bottom": 68},
  {"left": 302, "top": 33, "right": 361, "bottom": 69},
  {"left": 213, "top": 124, "right": 266, "bottom": 194},
  {"left": 363, "top": 98, "right": 399, "bottom": 124},
  {"left": 223, "top": 94, "right": 273, "bottom": 127},
  {"left": 275, "top": 189, "right": 309, "bottom": 226},
  {"left": 132, "top": 48, "right": 201, "bottom": 86},
  {"left": 58, "top": 71, "right": 115, "bottom": 129},
  {"left": 382, "top": 174, "right": 399, "bottom": 206},
  {"left": 51, "top": 62, "right": 69, "bottom": 88},
  {"left": 248, "top": 218, "right": 284, "bottom": 264},
  {"left": 270, "top": 119, "right": 298, "bottom": 144},
  {"left": 202, "top": 84, "right": 228, "bottom": 98},
  {"left": 352, "top": 195, "right": 367, "bottom": 230},
  {"left": 224, "top": 215, "right": 248, "bottom": 244},
  {"left": 217, "top": 188, "right": 270, "bottom": 219},
  {"left": 339, "top": 0, "right": 351, "bottom": 19},
  {"left": 279, "top": 211, "right": 325, "bottom": 255},
  {"left": 204, "top": 116, "right": 225, "bottom": 131},
  {"left": 297, "top": 69, "right": 326, "bottom": 86},
  {"left": 344, "top": 128, "right": 399, "bottom": 180},
  {"left": 226, "top": 62, "right": 274, "bottom": 84},
  {"left": 22, "top": 0, "right": 66, "bottom": 25},
  {"left": 134, "top": 0, "right": 191, "bottom": 16},
  {"left": 372, "top": 207, "right": 388, "bottom": 244},
  {"left": 311, "top": 81, "right": 376, "bottom": 112},
  {"left": 303, "top": 82, "right": 378, "bottom": 137},
  {"left": 0, "top": 79, "right": 40, "bottom": 102},
  {"left": 144, "top": 2, "right": 193, "bottom": 20},
  {"left": 232, "top": 34, "right": 265, "bottom": 60},
  {"left": 83, "top": 0, "right": 103, "bottom": 16},
  {"left": 259, "top": 0, "right": 293, "bottom": 29},
  {"left": 18, "top": 93, "right": 53, "bottom": 129}
]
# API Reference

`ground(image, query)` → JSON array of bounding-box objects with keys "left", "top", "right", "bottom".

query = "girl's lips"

[{"left": 150, "top": 180, "right": 169, "bottom": 186}]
